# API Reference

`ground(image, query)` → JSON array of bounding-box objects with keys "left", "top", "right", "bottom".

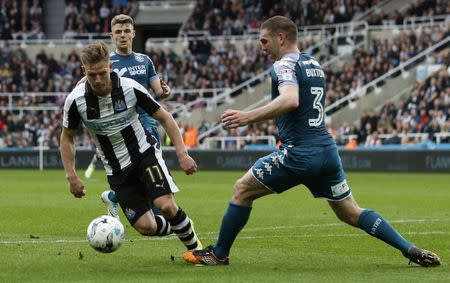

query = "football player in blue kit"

[
  {"left": 183, "top": 16, "right": 440, "bottom": 267},
  {"left": 83, "top": 14, "right": 171, "bottom": 219}
]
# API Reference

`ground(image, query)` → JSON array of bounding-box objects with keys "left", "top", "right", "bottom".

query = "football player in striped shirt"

[
  {"left": 84, "top": 14, "right": 170, "bottom": 222},
  {"left": 61, "top": 41, "right": 202, "bottom": 251}
]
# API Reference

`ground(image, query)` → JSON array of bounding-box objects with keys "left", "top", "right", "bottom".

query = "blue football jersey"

[
  {"left": 270, "top": 52, "right": 334, "bottom": 147},
  {"left": 251, "top": 52, "right": 348, "bottom": 199},
  {"left": 110, "top": 51, "right": 159, "bottom": 131}
]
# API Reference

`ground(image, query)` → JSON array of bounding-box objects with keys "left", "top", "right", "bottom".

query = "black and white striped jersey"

[{"left": 62, "top": 72, "right": 160, "bottom": 175}]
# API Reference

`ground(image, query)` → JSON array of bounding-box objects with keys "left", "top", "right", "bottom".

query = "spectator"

[
  {"left": 184, "top": 123, "right": 199, "bottom": 148},
  {"left": 384, "top": 129, "right": 402, "bottom": 145}
]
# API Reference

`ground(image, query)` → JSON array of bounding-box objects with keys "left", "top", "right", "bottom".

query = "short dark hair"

[
  {"left": 80, "top": 41, "right": 109, "bottom": 66},
  {"left": 111, "top": 14, "right": 134, "bottom": 27},
  {"left": 260, "top": 16, "right": 298, "bottom": 43}
]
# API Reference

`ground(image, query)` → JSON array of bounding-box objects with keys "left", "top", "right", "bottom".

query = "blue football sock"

[
  {"left": 214, "top": 202, "right": 252, "bottom": 259},
  {"left": 108, "top": 191, "right": 118, "bottom": 203},
  {"left": 358, "top": 209, "right": 412, "bottom": 255}
]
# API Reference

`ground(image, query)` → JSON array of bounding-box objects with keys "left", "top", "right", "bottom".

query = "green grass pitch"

[{"left": 0, "top": 170, "right": 449, "bottom": 282}]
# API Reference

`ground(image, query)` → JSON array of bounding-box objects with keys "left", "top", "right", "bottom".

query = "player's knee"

[
  {"left": 231, "top": 178, "right": 255, "bottom": 204},
  {"left": 158, "top": 202, "right": 178, "bottom": 218},
  {"left": 154, "top": 195, "right": 179, "bottom": 218},
  {"left": 133, "top": 214, "right": 158, "bottom": 235}
]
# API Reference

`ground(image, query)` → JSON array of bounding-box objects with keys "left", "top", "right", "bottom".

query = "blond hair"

[
  {"left": 80, "top": 41, "right": 109, "bottom": 66},
  {"left": 260, "top": 16, "right": 298, "bottom": 44},
  {"left": 111, "top": 14, "right": 134, "bottom": 27}
]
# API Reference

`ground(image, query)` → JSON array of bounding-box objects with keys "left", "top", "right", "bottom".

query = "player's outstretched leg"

[
  {"left": 100, "top": 190, "right": 120, "bottom": 219},
  {"left": 358, "top": 209, "right": 440, "bottom": 267},
  {"left": 330, "top": 196, "right": 441, "bottom": 267},
  {"left": 328, "top": 196, "right": 440, "bottom": 267}
]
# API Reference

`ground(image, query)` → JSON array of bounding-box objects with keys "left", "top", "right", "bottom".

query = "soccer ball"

[{"left": 86, "top": 215, "right": 125, "bottom": 253}]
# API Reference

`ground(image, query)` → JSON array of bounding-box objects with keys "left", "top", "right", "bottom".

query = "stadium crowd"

[
  {"left": 0, "top": 1, "right": 449, "bottom": 149},
  {"left": 146, "top": 38, "right": 273, "bottom": 103},
  {"left": 2, "top": 59, "right": 447, "bottom": 149},
  {"left": 207, "top": 59, "right": 449, "bottom": 150},
  {"left": 0, "top": 0, "right": 45, "bottom": 40},
  {"left": 1, "top": 27, "right": 449, "bottom": 149},
  {"left": 183, "top": 0, "right": 383, "bottom": 36},
  {"left": 364, "top": 0, "right": 449, "bottom": 26},
  {"left": 64, "top": 0, "right": 138, "bottom": 38},
  {"left": 333, "top": 57, "right": 450, "bottom": 147},
  {"left": 183, "top": 0, "right": 449, "bottom": 36},
  {"left": 5, "top": 0, "right": 450, "bottom": 40},
  {"left": 3, "top": 0, "right": 448, "bottom": 41},
  {"left": 325, "top": 25, "right": 448, "bottom": 113}
]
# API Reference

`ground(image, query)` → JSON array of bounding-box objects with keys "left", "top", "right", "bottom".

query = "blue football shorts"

[{"left": 251, "top": 144, "right": 351, "bottom": 201}]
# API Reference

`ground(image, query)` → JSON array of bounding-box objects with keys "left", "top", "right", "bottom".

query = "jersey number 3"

[{"left": 308, "top": 87, "right": 324, "bottom": 127}]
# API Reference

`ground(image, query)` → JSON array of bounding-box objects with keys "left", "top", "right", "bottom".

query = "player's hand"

[
  {"left": 160, "top": 79, "right": 172, "bottom": 99},
  {"left": 178, "top": 153, "right": 197, "bottom": 175},
  {"left": 221, "top": 109, "right": 249, "bottom": 128},
  {"left": 67, "top": 176, "right": 86, "bottom": 198}
]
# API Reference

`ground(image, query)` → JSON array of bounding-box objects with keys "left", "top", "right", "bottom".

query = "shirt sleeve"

[
  {"left": 146, "top": 55, "right": 159, "bottom": 82},
  {"left": 62, "top": 92, "right": 81, "bottom": 129},
  {"left": 273, "top": 59, "right": 298, "bottom": 89}
]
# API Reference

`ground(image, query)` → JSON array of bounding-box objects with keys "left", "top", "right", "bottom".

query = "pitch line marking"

[
  {"left": 0, "top": 219, "right": 447, "bottom": 245},
  {"left": 226, "top": 218, "right": 443, "bottom": 234},
  {"left": 0, "top": 231, "right": 446, "bottom": 245}
]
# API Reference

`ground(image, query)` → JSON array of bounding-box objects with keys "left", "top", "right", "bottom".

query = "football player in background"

[{"left": 183, "top": 16, "right": 440, "bottom": 267}]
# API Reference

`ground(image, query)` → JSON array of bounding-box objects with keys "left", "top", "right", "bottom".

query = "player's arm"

[
  {"left": 60, "top": 127, "right": 85, "bottom": 198},
  {"left": 133, "top": 82, "right": 195, "bottom": 174},
  {"left": 152, "top": 107, "right": 197, "bottom": 175},
  {"left": 221, "top": 84, "right": 299, "bottom": 128},
  {"left": 149, "top": 78, "right": 171, "bottom": 99}
]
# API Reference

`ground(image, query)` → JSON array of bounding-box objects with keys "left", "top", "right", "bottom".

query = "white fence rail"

[
  {"left": 0, "top": 92, "right": 65, "bottom": 112},
  {"left": 403, "top": 14, "right": 450, "bottom": 29},
  {"left": 157, "top": 21, "right": 369, "bottom": 45}
]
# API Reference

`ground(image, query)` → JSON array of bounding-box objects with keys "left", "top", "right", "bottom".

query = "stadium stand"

[
  {"left": 325, "top": 25, "right": 448, "bottom": 114},
  {"left": 182, "top": 0, "right": 382, "bottom": 36},
  {"left": 334, "top": 60, "right": 450, "bottom": 147},
  {"left": 0, "top": 0, "right": 449, "bottom": 151},
  {"left": 362, "top": 0, "right": 450, "bottom": 26},
  {"left": 198, "top": 62, "right": 449, "bottom": 150}
]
